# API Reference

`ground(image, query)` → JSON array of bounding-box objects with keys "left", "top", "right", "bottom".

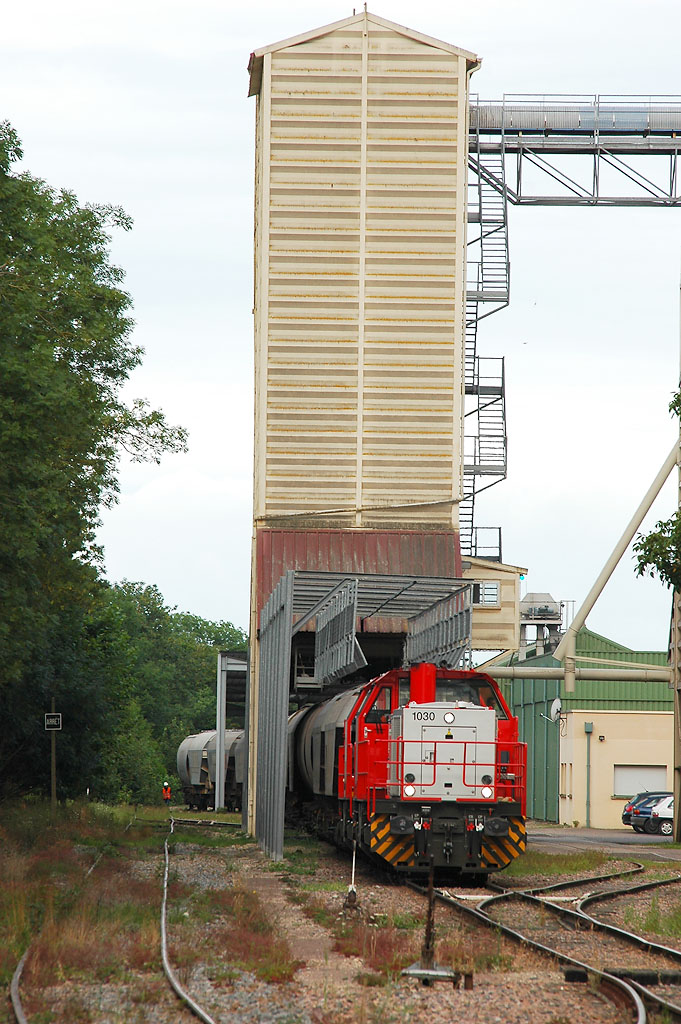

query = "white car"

[{"left": 649, "top": 794, "right": 674, "bottom": 836}]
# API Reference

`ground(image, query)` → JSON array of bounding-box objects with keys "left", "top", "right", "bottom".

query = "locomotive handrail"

[
  {"left": 352, "top": 734, "right": 526, "bottom": 804},
  {"left": 342, "top": 685, "right": 373, "bottom": 816}
]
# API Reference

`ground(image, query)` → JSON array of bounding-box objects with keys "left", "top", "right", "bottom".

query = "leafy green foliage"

[
  {"left": 633, "top": 390, "right": 681, "bottom": 591},
  {"left": 0, "top": 580, "right": 247, "bottom": 802},
  {"left": 634, "top": 513, "right": 681, "bottom": 591},
  {"left": 0, "top": 124, "right": 245, "bottom": 804},
  {"left": 97, "top": 581, "right": 247, "bottom": 795},
  {"left": 0, "top": 121, "right": 187, "bottom": 685}
]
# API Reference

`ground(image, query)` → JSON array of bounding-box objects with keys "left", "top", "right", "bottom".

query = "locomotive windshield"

[{"left": 398, "top": 676, "right": 508, "bottom": 718}]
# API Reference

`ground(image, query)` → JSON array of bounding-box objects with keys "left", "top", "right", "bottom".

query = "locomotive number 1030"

[{"left": 412, "top": 711, "right": 437, "bottom": 721}]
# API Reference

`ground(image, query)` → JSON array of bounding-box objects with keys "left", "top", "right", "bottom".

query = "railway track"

[
  {"left": 419, "top": 866, "right": 681, "bottom": 1023},
  {"left": 10, "top": 827, "right": 681, "bottom": 1024},
  {"left": 9, "top": 816, "right": 223, "bottom": 1024}
]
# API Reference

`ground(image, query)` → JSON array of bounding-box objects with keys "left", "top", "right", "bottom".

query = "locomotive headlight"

[
  {"left": 443, "top": 712, "right": 455, "bottom": 724},
  {"left": 405, "top": 773, "right": 416, "bottom": 783},
  {"left": 481, "top": 774, "right": 493, "bottom": 785},
  {"left": 404, "top": 785, "right": 416, "bottom": 797},
  {"left": 481, "top": 786, "right": 493, "bottom": 799}
]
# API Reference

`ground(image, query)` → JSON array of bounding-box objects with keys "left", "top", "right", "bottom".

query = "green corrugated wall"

[{"left": 495, "top": 628, "right": 671, "bottom": 822}]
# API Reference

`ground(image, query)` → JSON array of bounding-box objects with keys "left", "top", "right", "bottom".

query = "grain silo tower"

[
  {"left": 248, "top": 8, "right": 479, "bottom": 588},
  {"left": 245, "top": 11, "right": 521, "bottom": 838}
]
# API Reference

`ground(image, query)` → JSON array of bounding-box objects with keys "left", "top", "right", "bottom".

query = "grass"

[
  {"left": 268, "top": 833, "right": 321, "bottom": 876},
  {"left": 168, "top": 828, "right": 253, "bottom": 850},
  {"left": 501, "top": 848, "right": 614, "bottom": 878},
  {"left": 332, "top": 910, "right": 513, "bottom": 979},
  {"left": 624, "top": 893, "right": 681, "bottom": 939},
  {"left": 335, "top": 917, "right": 419, "bottom": 977},
  {"left": 2, "top": 799, "right": 655, "bottom": 1015},
  {"left": 172, "top": 884, "right": 303, "bottom": 983},
  {"left": 0, "top": 797, "right": 250, "bottom": 999},
  {"left": 437, "top": 921, "right": 513, "bottom": 973}
]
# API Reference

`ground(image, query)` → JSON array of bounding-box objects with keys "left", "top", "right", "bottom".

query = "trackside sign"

[{"left": 45, "top": 713, "right": 62, "bottom": 730}]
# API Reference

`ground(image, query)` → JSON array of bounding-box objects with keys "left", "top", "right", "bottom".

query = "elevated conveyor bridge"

[
  {"left": 462, "top": 96, "right": 681, "bottom": 559},
  {"left": 469, "top": 94, "right": 681, "bottom": 205}
]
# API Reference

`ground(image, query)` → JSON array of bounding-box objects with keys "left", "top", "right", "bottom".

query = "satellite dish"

[{"left": 550, "top": 697, "right": 562, "bottom": 723}]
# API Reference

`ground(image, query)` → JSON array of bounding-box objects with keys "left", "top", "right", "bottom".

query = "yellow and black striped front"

[
  {"left": 481, "top": 816, "right": 526, "bottom": 870},
  {"left": 369, "top": 814, "right": 415, "bottom": 868}
]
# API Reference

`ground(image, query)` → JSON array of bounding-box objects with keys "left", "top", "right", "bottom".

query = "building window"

[{"left": 472, "top": 582, "right": 500, "bottom": 607}]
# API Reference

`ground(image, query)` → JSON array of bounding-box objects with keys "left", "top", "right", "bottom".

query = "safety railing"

[
  {"left": 469, "top": 93, "right": 681, "bottom": 137},
  {"left": 348, "top": 736, "right": 525, "bottom": 816}
]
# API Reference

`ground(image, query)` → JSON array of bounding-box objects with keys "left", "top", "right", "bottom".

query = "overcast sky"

[{"left": 4, "top": 0, "right": 681, "bottom": 648}]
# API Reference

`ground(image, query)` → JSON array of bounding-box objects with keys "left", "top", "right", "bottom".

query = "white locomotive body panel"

[{"left": 388, "top": 701, "right": 496, "bottom": 800}]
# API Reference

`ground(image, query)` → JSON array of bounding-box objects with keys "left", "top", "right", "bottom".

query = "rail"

[
  {"left": 161, "top": 819, "right": 217, "bottom": 1024},
  {"left": 10, "top": 817, "right": 136, "bottom": 1024}
]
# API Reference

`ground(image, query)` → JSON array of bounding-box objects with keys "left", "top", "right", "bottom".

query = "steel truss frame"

[
  {"left": 470, "top": 94, "right": 681, "bottom": 206},
  {"left": 252, "top": 570, "right": 473, "bottom": 859}
]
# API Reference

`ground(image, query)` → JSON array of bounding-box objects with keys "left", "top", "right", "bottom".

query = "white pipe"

[
  {"left": 215, "top": 651, "right": 227, "bottom": 810},
  {"left": 486, "top": 666, "right": 671, "bottom": 681},
  {"left": 554, "top": 441, "right": 680, "bottom": 663}
]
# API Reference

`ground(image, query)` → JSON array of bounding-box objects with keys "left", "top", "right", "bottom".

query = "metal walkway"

[{"left": 470, "top": 94, "right": 681, "bottom": 205}]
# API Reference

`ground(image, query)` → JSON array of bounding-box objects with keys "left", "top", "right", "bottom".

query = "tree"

[
  {"left": 0, "top": 121, "right": 187, "bottom": 683},
  {"left": 0, "top": 124, "right": 250, "bottom": 804},
  {"left": 103, "top": 582, "right": 247, "bottom": 772},
  {"left": 633, "top": 513, "right": 681, "bottom": 592},
  {"left": 634, "top": 390, "right": 681, "bottom": 590}
]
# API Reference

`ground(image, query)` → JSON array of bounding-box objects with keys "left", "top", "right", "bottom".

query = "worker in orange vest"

[{"left": 162, "top": 781, "right": 171, "bottom": 805}]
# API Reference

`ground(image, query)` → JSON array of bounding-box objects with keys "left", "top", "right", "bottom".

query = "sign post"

[{"left": 45, "top": 699, "right": 61, "bottom": 821}]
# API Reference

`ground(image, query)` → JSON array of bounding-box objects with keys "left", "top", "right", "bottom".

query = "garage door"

[{"left": 613, "top": 764, "right": 668, "bottom": 797}]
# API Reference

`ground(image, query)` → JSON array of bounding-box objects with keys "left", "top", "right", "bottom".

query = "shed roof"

[
  {"left": 247, "top": 10, "right": 480, "bottom": 96},
  {"left": 288, "top": 569, "right": 468, "bottom": 624}
]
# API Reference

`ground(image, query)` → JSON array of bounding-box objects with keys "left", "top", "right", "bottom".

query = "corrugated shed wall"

[
  {"left": 252, "top": 14, "right": 473, "bottom": 530},
  {"left": 571, "top": 629, "right": 670, "bottom": 711},
  {"left": 255, "top": 527, "right": 462, "bottom": 621},
  {"left": 508, "top": 675, "right": 561, "bottom": 822}
]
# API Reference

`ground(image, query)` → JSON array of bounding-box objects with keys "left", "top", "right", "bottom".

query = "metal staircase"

[
  {"left": 478, "top": 154, "right": 510, "bottom": 301},
  {"left": 461, "top": 126, "right": 510, "bottom": 560}
]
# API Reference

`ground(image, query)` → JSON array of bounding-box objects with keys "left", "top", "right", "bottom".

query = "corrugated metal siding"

[
  {"left": 570, "top": 629, "right": 670, "bottom": 710},
  {"left": 497, "top": 629, "right": 672, "bottom": 711},
  {"left": 498, "top": 628, "right": 671, "bottom": 822},
  {"left": 575, "top": 628, "right": 668, "bottom": 663},
  {"left": 255, "top": 527, "right": 462, "bottom": 620},
  {"left": 253, "top": 14, "right": 471, "bottom": 530},
  {"left": 506, "top": 675, "right": 560, "bottom": 823}
]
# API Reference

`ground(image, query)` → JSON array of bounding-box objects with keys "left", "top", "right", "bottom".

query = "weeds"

[
  {"left": 271, "top": 836, "right": 320, "bottom": 876},
  {"left": 624, "top": 893, "right": 681, "bottom": 938},
  {"left": 200, "top": 887, "right": 303, "bottom": 982},
  {"left": 168, "top": 828, "right": 253, "bottom": 851},
  {"left": 334, "top": 918, "right": 418, "bottom": 977},
  {"left": 0, "top": 799, "right": 229, "bottom": 990},
  {"left": 301, "top": 897, "right": 336, "bottom": 928},
  {"left": 502, "top": 849, "right": 613, "bottom": 878}
]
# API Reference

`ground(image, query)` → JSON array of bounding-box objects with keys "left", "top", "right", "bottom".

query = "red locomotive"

[
  {"left": 291, "top": 662, "right": 527, "bottom": 881},
  {"left": 179, "top": 662, "right": 527, "bottom": 880}
]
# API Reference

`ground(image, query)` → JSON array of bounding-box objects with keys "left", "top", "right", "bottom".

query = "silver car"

[{"left": 648, "top": 794, "right": 674, "bottom": 836}]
